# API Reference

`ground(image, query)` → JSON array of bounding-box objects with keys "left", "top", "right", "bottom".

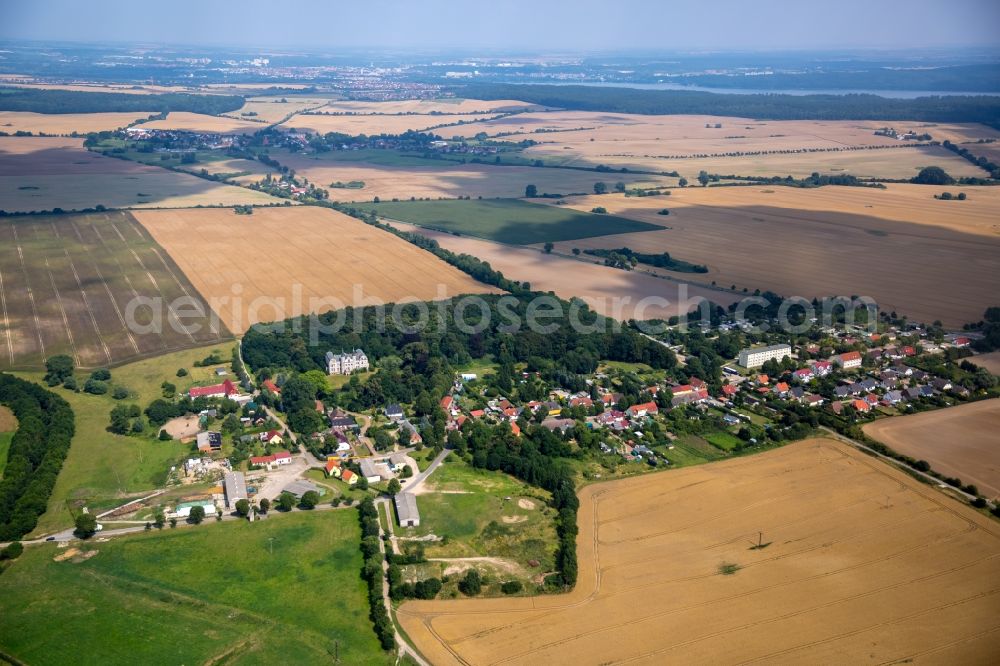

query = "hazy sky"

[{"left": 3, "top": 0, "right": 1000, "bottom": 51}]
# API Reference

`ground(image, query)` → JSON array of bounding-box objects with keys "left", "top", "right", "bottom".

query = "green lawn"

[
  {"left": 0, "top": 512, "right": 391, "bottom": 666},
  {"left": 355, "top": 198, "right": 661, "bottom": 245},
  {"left": 18, "top": 342, "right": 238, "bottom": 536},
  {"left": 410, "top": 457, "right": 557, "bottom": 575},
  {"left": 703, "top": 430, "right": 743, "bottom": 452}
]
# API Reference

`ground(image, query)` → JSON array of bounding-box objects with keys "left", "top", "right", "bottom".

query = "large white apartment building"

[
  {"left": 326, "top": 349, "right": 370, "bottom": 375},
  {"left": 738, "top": 343, "right": 792, "bottom": 369}
]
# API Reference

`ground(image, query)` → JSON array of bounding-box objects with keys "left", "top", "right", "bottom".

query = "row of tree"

[
  {"left": 356, "top": 498, "right": 395, "bottom": 650},
  {"left": 0, "top": 374, "right": 75, "bottom": 540}
]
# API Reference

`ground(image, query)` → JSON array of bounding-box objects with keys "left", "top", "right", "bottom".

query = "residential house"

[
  {"left": 834, "top": 351, "right": 863, "bottom": 369},
  {"left": 384, "top": 404, "right": 404, "bottom": 421},
  {"left": 627, "top": 401, "right": 659, "bottom": 418},
  {"left": 260, "top": 430, "right": 283, "bottom": 446},
  {"left": 341, "top": 469, "right": 358, "bottom": 485},
  {"left": 262, "top": 379, "right": 281, "bottom": 394},
  {"left": 196, "top": 431, "right": 222, "bottom": 453},
  {"left": 324, "top": 457, "right": 342, "bottom": 478}
]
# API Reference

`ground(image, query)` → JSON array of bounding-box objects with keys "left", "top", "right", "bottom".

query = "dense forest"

[
  {"left": 0, "top": 374, "right": 75, "bottom": 541},
  {"left": 0, "top": 88, "right": 244, "bottom": 115},
  {"left": 450, "top": 84, "right": 1000, "bottom": 128}
]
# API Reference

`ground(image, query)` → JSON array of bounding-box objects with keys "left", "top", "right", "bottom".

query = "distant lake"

[{"left": 526, "top": 81, "right": 1000, "bottom": 99}]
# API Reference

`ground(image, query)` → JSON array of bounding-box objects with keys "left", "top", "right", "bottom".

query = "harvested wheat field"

[
  {"left": 390, "top": 222, "right": 737, "bottom": 320},
  {"left": 973, "top": 352, "right": 1000, "bottom": 376},
  {"left": 441, "top": 111, "right": 998, "bottom": 177},
  {"left": 221, "top": 96, "right": 330, "bottom": 124},
  {"left": 139, "top": 112, "right": 263, "bottom": 134},
  {"left": 0, "top": 211, "right": 228, "bottom": 369},
  {"left": 400, "top": 437, "right": 1000, "bottom": 665},
  {"left": 132, "top": 207, "right": 500, "bottom": 333},
  {"left": 539, "top": 184, "right": 1000, "bottom": 326},
  {"left": 0, "top": 111, "right": 156, "bottom": 135},
  {"left": 864, "top": 400, "right": 1000, "bottom": 500},
  {"left": 0, "top": 136, "right": 280, "bottom": 212},
  {"left": 317, "top": 98, "right": 539, "bottom": 115},
  {"left": 280, "top": 112, "right": 502, "bottom": 135},
  {"left": 277, "top": 153, "right": 672, "bottom": 200}
]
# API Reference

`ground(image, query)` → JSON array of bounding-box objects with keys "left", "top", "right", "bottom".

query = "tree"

[
  {"left": 912, "top": 166, "right": 954, "bottom": 185},
  {"left": 572, "top": 248, "right": 581, "bottom": 256},
  {"left": 154, "top": 511, "right": 165, "bottom": 530},
  {"left": 74, "top": 513, "right": 98, "bottom": 538},
  {"left": 356, "top": 476, "right": 369, "bottom": 491},
  {"left": 543, "top": 242, "right": 554, "bottom": 254},
  {"left": 189, "top": 505, "right": 205, "bottom": 524},
  {"left": 459, "top": 569, "right": 482, "bottom": 596},
  {"left": 158, "top": 429, "right": 172, "bottom": 441},
  {"left": 678, "top": 177, "right": 688, "bottom": 187},
  {"left": 259, "top": 497, "right": 270, "bottom": 514},
  {"left": 44, "top": 355, "right": 74, "bottom": 386},
  {"left": 112, "top": 385, "right": 130, "bottom": 400},
  {"left": 525, "top": 184, "right": 538, "bottom": 198},
  {"left": 234, "top": 499, "right": 250, "bottom": 517},
  {"left": 614, "top": 181, "right": 626, "bottom": 192},
  {"left": 83, "top": 379, "right": 108, "bottom": 395},
  {"left": 299, "top": 491, "right": 320, "bottom": 509},
  {"left": 169, "top": 517, "right": 177, "bottom": 528},
  {"left": 387, "top": 478, "right": 402, "bottom": 496},
  {"left": 697, "top": 170, "right": 710, "bottom": 187},
  {"left": 593, "top": 181, "right": 607, "bottom": 195},
  {"left": 501, "top": 580, "right": 523, "bottom": 595},
  {"left": 176, "top": 368, "right": 188, "bottom": 377},
  {"left": 277, "top": 492, "right": 296, "bottom": 511}
]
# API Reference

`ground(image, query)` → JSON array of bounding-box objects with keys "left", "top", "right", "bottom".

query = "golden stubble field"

[
  {"left": 389, "top": 221, "right": 738, "bottom": 320},
  {"left": 276, "top": 153, "right": 674, "bottom": 200},
  {"left": 436, "top": 111, "right": 998, "bottom": 179},
  {"left": 131, "top": 207, "right": 500, "bottom": 333},
  {"left": 280, "top": 112, "right": 505, "bottom": 135},
  {"left": 399, "top": 438, "right": 1000, "bottom": 665},
  {"left": 139, "top": 111, "right": 264, "bottom": 134},
  {"left": 537, "top": 184, "right": 1000, "bottom": 326},
  {"left": 0, "top": 137, "right": 280, "bottom": 212},
  {"left": 864, "top": 399, "right": 1000, "bottom": 500},
  {"left": 0, "top": 111, "right": 156, "bottom": 135},
  {"left": 221, "top": 96, "right": 331, "bottom": 124},
  {"left": 316, "top": 98, "right": 540, "bottom": 115}
]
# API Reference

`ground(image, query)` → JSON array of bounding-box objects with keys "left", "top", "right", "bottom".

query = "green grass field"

[
  {"left": 356, "top": 198, "right": 661, "bottom": 245},
  {"left": 410, "top": 457, "right": 556, "bottom": 575},
  {"left": 703, "top": 430, "right": 743, "bottom": 452},
  {"left": 18, "top": 342, "right": 239, "bottom": 536},
  {"left": 0, "top": 512, "right": 391, "bottom": 666}
]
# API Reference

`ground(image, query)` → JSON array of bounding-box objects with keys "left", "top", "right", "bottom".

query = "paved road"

[
  {"left": 820, "top": 426, "right": 994, "bottom": 509},
  {"left": 404, "top": 449, "right": 451, "bottom": 494}
]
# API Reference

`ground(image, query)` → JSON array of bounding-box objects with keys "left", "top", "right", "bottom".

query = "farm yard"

[
  {"left": 0, "top": 512, "right": 392, "bottom": 666},
  {"left": 0, "top": 136, "right": 280, "bottom": 212},
  {"left": 0, "top": 211, "right": 229, "bottom": 370},
  {"left": 536, "top": 184, "right": 1000, "bottom": 326},
  {"left": 356, "top": 198, "right": 661, "bottom": 244},
  {"left": 864, "top": 399, "right": 1000, "bottom": 500},
  {"left": 19, "top": 342, "right": 236, "bottom": 536},
  {"left": 398, "top": 438, "right": 1000, "bottom": 666},
  {"left": 0, "top": 110, "right": 157, "bottom": 135},
  {"left": 131, "top": 206, "right": 500, "bottom": 334},
  {"left": 389, "top": 221, "right": 738, "bottom": 320}
]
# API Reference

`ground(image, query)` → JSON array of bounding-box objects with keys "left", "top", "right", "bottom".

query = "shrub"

[
  {"left": 459, "top": 569, "right": 482, "bottom": 596},
  {"left": 501, "top": 580, "right": 523, "bottom": 595}
]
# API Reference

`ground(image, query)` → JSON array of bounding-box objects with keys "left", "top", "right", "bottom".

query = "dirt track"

[{"left": 398, "top": 438, "right": 1000, "bottom": 665}]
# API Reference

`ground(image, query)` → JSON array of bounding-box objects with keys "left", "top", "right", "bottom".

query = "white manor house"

[{"left": 326, "top": 349, "right": 370, "bottom": 375}]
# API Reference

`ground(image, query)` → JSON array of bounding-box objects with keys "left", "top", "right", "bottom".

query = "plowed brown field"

[{"left": 399, "top": 438, "right": 1000, "bottom": 665}]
